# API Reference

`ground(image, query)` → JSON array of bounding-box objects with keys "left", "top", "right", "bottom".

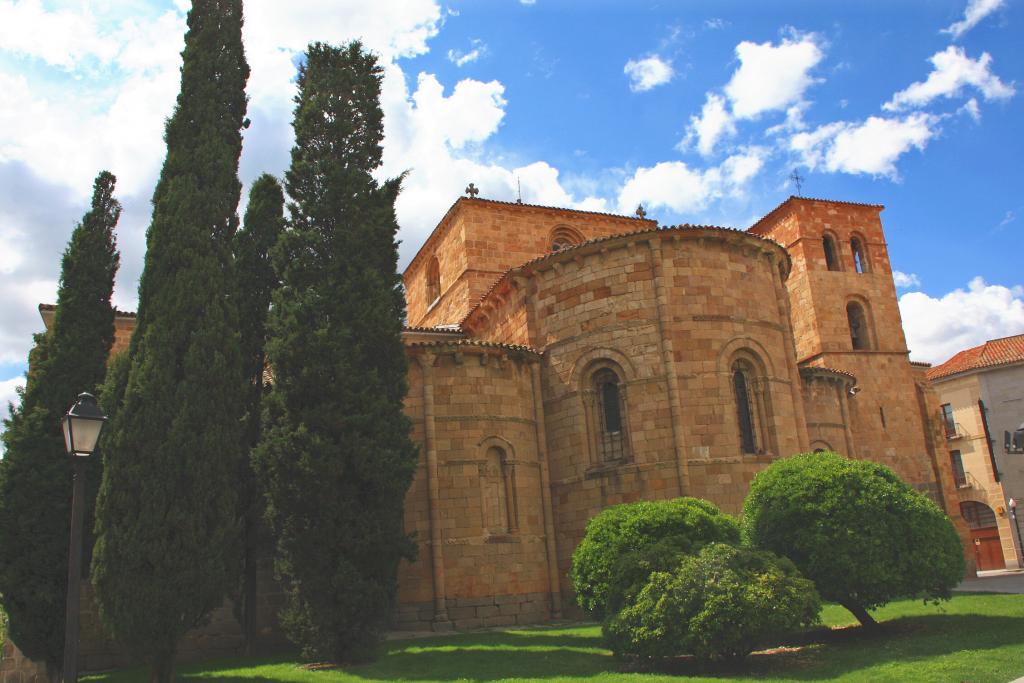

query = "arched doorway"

[{"left": 960, "top": 500, "right": 1006, "bottom": 571}]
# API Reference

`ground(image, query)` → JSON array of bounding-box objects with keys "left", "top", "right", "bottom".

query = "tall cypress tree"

[
  {"left": 90, "top": 1, "right": 249, "bottom": 680},
  {"left": 254, "top": 41, "right": 418, "bottom": 662},
  {"left": 0, "top": 171, "right": 120, "bottom": 675},
  {"left": 233, "top": 174, "right": 284, "bottom": 652}
]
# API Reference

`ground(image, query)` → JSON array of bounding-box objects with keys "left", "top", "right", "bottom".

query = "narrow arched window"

[
  {"left": 823, "top": 234, "right": 840, "bottom": 271},
  {"left": 733, "top": 364, "right": 757, "bottom": 454},
  {"left": 847, "top": 302, "right": 870, "bottom": 350},
  {"left": 594, "top": 368, "right": 626, "bottom": 461},
  {"left": 482, "top": 446, "right": 516, "bottom": 534},
  {"left": 851, "top": 237, "right": 869, "bottom": 273},
  {"left": 426, "top": 256, "right": 441, "bottom": 305}
]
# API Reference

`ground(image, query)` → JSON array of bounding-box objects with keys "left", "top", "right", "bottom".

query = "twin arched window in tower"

[{"left": 822, "top": 232, "right": 871, "bottom": 273}]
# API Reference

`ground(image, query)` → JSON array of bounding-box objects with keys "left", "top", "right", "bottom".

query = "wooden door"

[{"left": 973, "top": 526, "right": 1006, "bottom": 571}]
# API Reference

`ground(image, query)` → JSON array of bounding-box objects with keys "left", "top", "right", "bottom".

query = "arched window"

[
  {"left": 425, "top": 256, "right": 441, "bottom": 305},
  {"left": 822, "top": 234, "right": 840, "bottom": 271},
  {"left": 847, "top": 301, "right": 871, "bottom": 350},
  {"left": 959, "top": 501, "right": 997, "bottom": 529},
  {"left": 482, "top": 445, "right": 517, "bottom": 534},
  {"left": 593, "top": 367, "right": 627, "bottom": 462},
  {"left": 733, "top": 361, "right": 758, "bottom": 454},
  {"left": 850, "top": 236, "right": 870, "bottom": 273},
  {"left": 550, "top": 226, "right": 582, "bottom": 252}
]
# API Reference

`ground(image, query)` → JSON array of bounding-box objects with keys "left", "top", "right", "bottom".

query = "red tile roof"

[{"left": 927, "top": 333, "right": 1024, "bottom": 381}]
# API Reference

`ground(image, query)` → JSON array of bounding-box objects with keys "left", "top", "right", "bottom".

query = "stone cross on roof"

[
  {"left": 465, "top": 183, "right": 480, "bottom": 198},
  {"left": 789, "top": 169, "right": 804, "bottom": 196},
  {"left": 635, "top": 204, "right": 647, "bottom": 219}
]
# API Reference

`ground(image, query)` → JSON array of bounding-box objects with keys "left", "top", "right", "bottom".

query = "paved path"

[{"left": 954, "top": 568, "right": 1024, "bottom": 594}]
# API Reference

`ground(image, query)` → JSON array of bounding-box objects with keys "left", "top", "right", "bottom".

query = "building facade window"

[
  {"left": 594, "top": 368, "right": 626, "bottom": 461},
  {"left": 426, "top": 256, "right": 441, "bottom": 305},
  {"left": 850, "top": 236, "right": 870, "bottom": 273},
  {"left": 481, "top": 445, "right": 517, "bottom": 534},
  {"left": 949, "top": 450, "right": 967, "bottom": 487},
  {"left": 847, "top": 301, "right": 871, "bottom": 350},
  {"left": 823, "top": 234, "right": 840, "bottom": 271},
  {"left": 960, "top": 500, "right": 997, "bottom": 529},
  {"left": 940, "top": 403, "right": 956, "bottom": 438},
  {"left": 733, "top": 360, "right": 759, "bottom": 454}
]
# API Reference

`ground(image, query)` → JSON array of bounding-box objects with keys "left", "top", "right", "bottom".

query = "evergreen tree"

[
  {"left": 254, "top": 41, "right": 418, "bottom": 662},
  {"left": 0, "top": 171, "right": 120, "bottom": 674},
  {"left": 233, "top": 174, "right": 284, "bottom": 652},
  {"left": 90, "top": 1, "right": 249, "bottom": 679}
]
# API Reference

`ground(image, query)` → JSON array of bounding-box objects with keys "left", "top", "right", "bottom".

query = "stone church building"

[
  {"left": 391, "top": 193, "right": 969, "bottom": 631},
  {"left": 9, "top": 193, "right": 971, "bottom": 675}
]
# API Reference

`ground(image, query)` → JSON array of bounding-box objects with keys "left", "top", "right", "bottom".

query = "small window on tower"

[
  {"left": 847, "top": 301, "right": 871, "bottom": 350},
  {"left": 823, "top": 234, "right": 840, "bottom": 271},
  {"left": 851, "top": 236, "right": 870, "bottom": 274}
]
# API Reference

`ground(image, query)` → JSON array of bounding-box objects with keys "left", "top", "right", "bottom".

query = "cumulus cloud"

[
  {"left": 624, "top": 56, "right": 674, "bottom": 92},
  {"left": 682, "top": 33, "right": 822, "bottom": 157},
  {"left": 682, "top": 93, "right": 736, "bottom": 156},
  {"left": 616, "top": 148, "right": 767, "bottom": 215},
  {"left": 724, "top": 34, "right": 823, "bottom": 119},
  {"left": 790, "top": 113, "right": 939, "bottom": 178},
  {"left": 892, "top": 271, "right": 922, "bottom": 288},
  {"left": 884, "top": 46, "right": 1014, "bottom": 112},
  {"left": 942, "top": 0, "right": 1005, "bottom": 39},
  {"left": 900, "top": 277, "right": 1024, "bottom": 364}
]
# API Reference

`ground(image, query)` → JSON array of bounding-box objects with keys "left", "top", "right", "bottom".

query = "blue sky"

[{"left": 1, "top": 0, "right": 1022, "bottom": 425}]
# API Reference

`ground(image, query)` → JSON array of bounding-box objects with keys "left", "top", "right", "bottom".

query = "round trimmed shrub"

[
  {"left": 605, "top": 543, "right": 821, "bottom": 661},
  {"left": 570, "top": 497, "right": 739, "bottom": 618},
  {"left": 742, "top": 451, "right": 965, "bottom": 626}
]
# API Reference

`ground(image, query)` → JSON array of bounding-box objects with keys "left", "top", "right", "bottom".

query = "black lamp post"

[
  {"left": 61, "top": 392, "right": 106, "bottom": 683},
  {"left": 1010, "top": 498, "right": 1024, "bottom": 570}
]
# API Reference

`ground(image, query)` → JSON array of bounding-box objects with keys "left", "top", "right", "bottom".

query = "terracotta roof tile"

[
  {"left": 927, "top": 333, "right": 1024, "bottom": 381},
  {"left": 39, "top": 302, "right": 137, "bottom": 318},
  {"left": 405, "top": 339, "right": 541, "bottom": 355}
]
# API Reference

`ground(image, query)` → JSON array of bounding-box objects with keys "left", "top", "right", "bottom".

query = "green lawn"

[{"left": 82, "top": 593, "right": 1024, "bottom": 683}]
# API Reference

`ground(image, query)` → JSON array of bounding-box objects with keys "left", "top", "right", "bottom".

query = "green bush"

[
  {"left": 742, "top": 451, "right": 965, "bottom": 626},
  {"left": 605, "top": 543, "right": 821, "bottom": 661},
  {"left": 570, "top": 497, "right": 739, "bottom": 618}
]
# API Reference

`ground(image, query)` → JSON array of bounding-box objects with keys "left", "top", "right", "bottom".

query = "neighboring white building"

[{"left": 928, "top": 334, "right": 1024, "bottom": 570}]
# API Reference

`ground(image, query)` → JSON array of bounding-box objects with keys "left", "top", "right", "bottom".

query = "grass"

[{"left": 82, "top": 593, "right": 1024, "bottom": 683}]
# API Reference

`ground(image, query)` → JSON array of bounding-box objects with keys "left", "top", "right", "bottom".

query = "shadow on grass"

[{"left": 349, "top": 613, "right": 1024, "bottom": 681}]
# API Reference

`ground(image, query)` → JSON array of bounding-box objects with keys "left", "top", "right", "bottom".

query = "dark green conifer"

[
  {"left": 233, "top": 174, "right": 284, "bottom": 652},
  {"left": 254, "top": 41, "right": 418, "bottom": 662},
  {"left": 0, "top": 171, "right": 120, "bottom": 674},
  {"left": 90, "top": 1, "right": 249, "bottom": 680}
]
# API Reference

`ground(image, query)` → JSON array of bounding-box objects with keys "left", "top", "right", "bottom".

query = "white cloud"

[
  {"left": 520, "top": 0, "right": 537, "bottom": 4},
  {"left": 615, "top": 149, "right": 766, "bottom": 215},
  {"left": 0, "top": 373, "right": 27, "bottom": 454},
  {"left": 900, "top": 277, "right": 1024, "bottom": 364},
  {"left": 379, "top": 64, "right": 605, "bottom": 261},
  {"left": 892, "top": 271, "right": 922, "bottom": 288},
  {"left": 682, "top": 93, "right": 736, "bottom": 156},
  {"left": 959, "top": 97, "right": 982, "bottom": 121},
  {"left": 724, "top": 34, "right": 823, "bottom": 119},
  {"left": 884, "top": 46, "right": 1014, "bottom": 112},
  {"left": 942, "top": 0, "right": 1005, "bottom": 39},
  {"left": 447, "top": 39, "right": 486, "bottom": 67},
  {"left": 790, "top": 113, "right": 939, "bottom": 178},
  {"left": 624, "top": 56, "right": 674, "bottom": 92}
]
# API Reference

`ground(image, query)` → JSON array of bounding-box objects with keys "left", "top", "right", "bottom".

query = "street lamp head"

[
  {"left": 1010, "top": 498, "right": 1017, "bottom": 511},
  {"left": 62, "top": 392, "right": 107, "bottom": 457}
]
